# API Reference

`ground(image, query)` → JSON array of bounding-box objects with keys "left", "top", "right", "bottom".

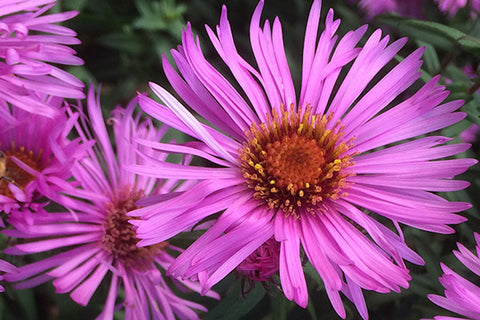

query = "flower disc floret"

[
  {"left": 102, "top": 187, "right": 167, "bottom": 271},
  {"left": 240, "top": 105, "right": 355, "bottom": 217},
  {"left": 0, "top": 146, "right": 43, "bottom": 198}
]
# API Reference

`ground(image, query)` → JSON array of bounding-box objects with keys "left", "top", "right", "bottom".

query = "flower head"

[
  {"left": 427, "top": 233, "right": 480, "bottom": 319},
  {"left": 236, "top": 237, "right": 280, "bottom": 292},
  {"left": 3, "top": 86, "right": 218, "bottom": 319},
  {"left": 0, "top": 96, "right": 86, "bottom": 221},
  {"left": 0, "top": 0, "right": 84, "bottom": 117},
  {"left": 434, "top": 0, "right": 480, "bottom": 16},
  {"left": 353, "top": 0, "right": 424, "bottom": 18},
  {"left": 133, "top": 1, "right": 475, "bottom": 318}
]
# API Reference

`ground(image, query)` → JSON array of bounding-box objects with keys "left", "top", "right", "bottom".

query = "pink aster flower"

[
  {"left": 434, "top": 0, "right": 480, "bottom": 16},
  {"left": 131, "top": 1, "right": 475, "bottom": 318},
  {"left": 352, "top": 0, "right": 424, "bottom": 19},
  {"left": 3, "top": 86, "right": 218, "bottom": 319},
  {"left": 0, "top": 0, "right": 85, "bottom": 117},
  {"left": 0, "top": 95, "right": 86, "bottom": 222},
  {"left": 427, "top": 233, "right": 480, "bottom": 319}
]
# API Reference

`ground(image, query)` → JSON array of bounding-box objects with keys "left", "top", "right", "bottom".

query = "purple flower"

[
  {"left": 460, "top": 124, "right": 479, "bottom": 144},
  {"left": 235, "top": 237, "right": 280, "bottom": 292},
  {"left": 0, "top": 0, "right": 85, "bottom": 117},
  {"left": 0, "top": 96, "right": 86, "bottom": 221},
  {"left": 434, "top": 0, "right": 480, "bottom": 16},
  {"left": 435, "top": 0, "right": 470, "bottom": 16},
  {"left": 3, "top": 86, "right": 218, "bottom": 319},
  {"left": 354, "top": 0, "right": 480, "bottom": 18},
  {"left": 353, "top": 0, "right": 424, "bottom": 19},
  {"left": 132, "top": 1, "right": 476, "bottom": 318},
  {"left": 427, "top": 233, "right": 480, "bottom": 319}
]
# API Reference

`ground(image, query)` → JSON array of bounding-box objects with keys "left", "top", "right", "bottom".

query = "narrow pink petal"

[
  {"left": 300, "top": 215, "right": 343, "bottom": 291},
  {"left": 95, "top": 274, "right": 119, "bottom": 320},
  {"left": 301, "top": 0, "right": 321, "bottom": 98},
  {"left": 150, "top": 82, "right": 238, "bottom": 163},
  {"left": 7, "top": 233, "right": 100, "bottom": 254},
  {"left": 70, "top": 262, "right": 110, "bottom": 306},
  {"left": 168, "top": 194, "right": 260, "bottom": 278},
  {"left": 335, "top": 199, "right": 424, "bottom": 265},
  {"left": 209, "top": 6, "right": 270, "bottom": 121},
  {"left": 203, "top": 213, "right": 274, "bottom": 291},
  {"left": 53, "top": 252, "right": 109, "bottom": 294},
  {"left": 181, "top": 25, "right": 259, "bottom": 129},
  {"left": 135, "top": 190, "right": 239, "bottom": 244},
  {"left": 272, "top": 17, "right": 296, "bottom": 107},
  {"left": 127, "top": 162, "right": 237, "bottom": 180},
  {"left": 163, "top": 52, "right": 245, "bottom": 140},
  {"left": 48, "top": 246, "right": 99, "bottom": 277},
  {"left": 133, "top": 137, "right": 232, "bottom": 168},
  {"left": 325, "top": 285, "right": 347, "bottom": 319},
  {"left": 278, "top": 216, "right": 308, "bottom": 307},
  {"left": 250, "top": 1, "right": 281, "bottom": 112},
  {"left": 342, "top": 48, "right": 424, "bottom": 135},
  {"left": 345, "top": 276, "right": 368, "bottom": 320}
]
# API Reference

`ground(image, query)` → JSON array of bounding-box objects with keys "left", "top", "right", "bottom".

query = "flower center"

[
  {"left": 102, "top": 187, "right": 167, "bottom": 270},
  {"left": 239, "top": 105, "right": 355, "bottom": 217},
  {"left": 0, "top": 146, "right": 42, "bottom": 198}
]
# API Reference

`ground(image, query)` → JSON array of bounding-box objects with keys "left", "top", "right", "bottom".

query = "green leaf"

[
  {"left": 14, "top": 289, "right": 38, "bottom": 320},
  {"left": 63, "top": 0, "right": 89, "bottom": 11},
  {"left": 458, "top": 35, "right": 480, "bottom": 55},
  {"left": 463, "top": 94, "right": 480, "bottom": 125},
  {"left": 204, "top": 283, "right": 266, "bottom": 320},
  {"left": 270, "top": 293, "right": 290, "bottom": 320},
  {"left": 380, "top": 16, "right": 480, "bottom": 54},
  {"left": 416, "top": 41, "right": 440, "bottom": 76},
  {"left": 133, "top": 0, "right": 186, "bottom": 31},
  {"left": 404, "top": 19, "right": 465, "bottom": 40},
  {"left": 303, "top": 262, "right": 325, "bottom": 290},
  {"left": 306, "top": 301, "right": 319, "bottom": 320},
  {"left": 98, "top": 33, "right": 143, "bottom": 54}
]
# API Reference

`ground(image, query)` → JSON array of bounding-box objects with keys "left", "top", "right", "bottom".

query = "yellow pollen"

[{"left": 239, "top": 104, "right": 355, "bottom": 218}]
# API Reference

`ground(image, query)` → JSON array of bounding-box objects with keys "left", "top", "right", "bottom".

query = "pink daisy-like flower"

[
  {"left": 0, "top": 0, "right": 84, "bottom": 117},
  {"left": 353, "top": 0, "right": 424, "bottom": 19},
  {"left": 131, "top": 0, "right": 476, "bottom": 318},
  {"left": 427, "top": 233, "right": 480, "bottom": 319},
  {"left": 434, "top": 0, "right": 480, "bottom": 16},
  {"left": 0, "top": 96, "right": 86, "bottom": 221},
  {"left": 3, "top": 86, "right": 218, "bottom": 319}
]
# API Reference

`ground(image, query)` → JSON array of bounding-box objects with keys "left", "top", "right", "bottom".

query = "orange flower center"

[{"left": 239, "top": 105, "right": 355, "bottom": 217}]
